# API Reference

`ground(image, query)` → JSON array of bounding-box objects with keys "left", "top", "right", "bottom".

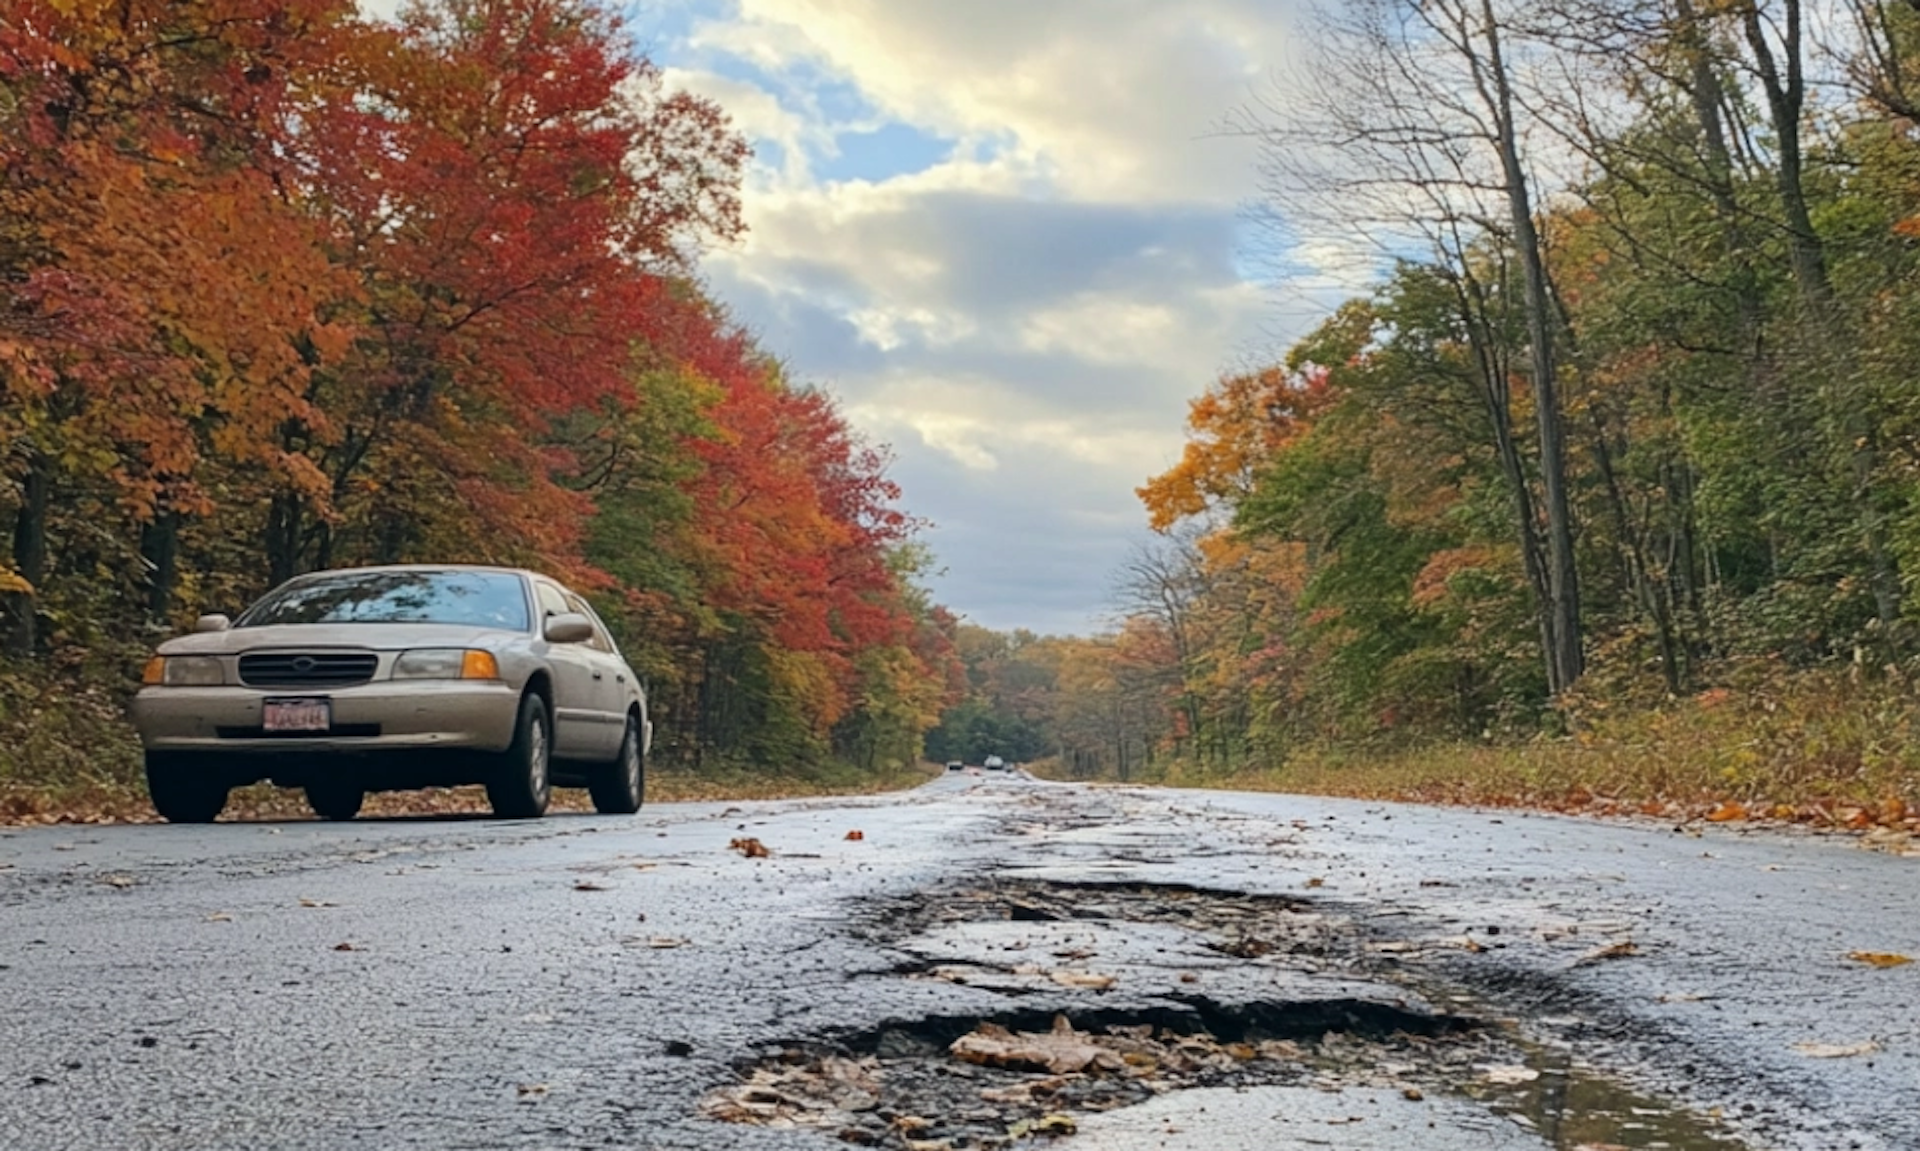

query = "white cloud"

[
  {"left": 693, "top": 0, "right": 1303, "bottom": 205},
  {"left": 662, "top": 2, "right": 1318, "bottom": 633}
]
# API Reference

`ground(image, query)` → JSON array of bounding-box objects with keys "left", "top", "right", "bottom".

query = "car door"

[
  {"left": 532, "top": 580, "right": 604, "bottom": 760},
  {"left": 562, "top": 590, "right": 629, "bottom": 759}
]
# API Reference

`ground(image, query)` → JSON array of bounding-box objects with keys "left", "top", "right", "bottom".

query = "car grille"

[{"left": 237, "top": 652, "right": 378, "bottom": 688}]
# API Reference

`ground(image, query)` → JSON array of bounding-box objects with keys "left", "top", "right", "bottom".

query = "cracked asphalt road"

[{"left": 1, "top": 773, "right": 1915, "bottom": 1150}]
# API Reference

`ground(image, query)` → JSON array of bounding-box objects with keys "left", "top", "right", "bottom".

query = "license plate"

[{"left": 263, "top": 698, "right": 331, "bottom": 734}]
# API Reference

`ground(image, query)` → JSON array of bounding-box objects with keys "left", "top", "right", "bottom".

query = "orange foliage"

[{"left": 1138, "top": 365, "right": 1335, "bottom": 531}]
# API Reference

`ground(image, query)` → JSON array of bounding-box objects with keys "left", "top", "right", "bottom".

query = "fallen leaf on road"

[
  {"left": 1304, "top": 877, "right": 1326, "bottom": 889},
  {"left": 1706, "top": 802, "right": 1747, "bottom": 823},
  {"left": 515, "top": 1083, "right": 548, "bottom": 1102},
  {"left": 204, "top": 912, "right": 234, "bottom": 922},
  {"left": 1656, "top": 992, "right": 1713, "bottom": 1003},
  {"left": 729, "top": 837, "right": 770, "bottom": 858},
  {"left": 572, "top": 880, "right": 610, "bottom": 892},
  {"left": 1847, "top": 951, "right": 1913, "bottom": 969},
  {"left": 844, "top": 830, "right": 865, "bottom": 841},
  {"left": 298, "top": 897, "right": 338, "bottom": 908},
  {"left": 332, "top": 942, "right": 358, "bottom": 952},
  {"left": 950, "top": 1016, "right": 1126, "bottom": 1075},
  {"left": 1403, "top": 1087, "right": 1424, "bottom": 1101},
  {"left": 704, "top": 1055, "right": 880, "bottom": 1125},
  {"left": 1008, "top": 1114, "right": 1077, "bottom": 1138},
  {"left": 1574, "top": 940, "right": 1639, "bottom": 966},
  {"left": 1792, "top": 1040, "right": 1880, "bottom": 1058},
  {"left": 98, "top": 874, "right": 137, "bottom": 889},
  {"left": 1481, "top": 1065, "right": 1541, "bottom": 1085},
  {"left": 1050, "top": 970, "right": 1117, "bottom": 990},
  {"left": 646, "top": 936, "right": 690, "bottom": 949}
]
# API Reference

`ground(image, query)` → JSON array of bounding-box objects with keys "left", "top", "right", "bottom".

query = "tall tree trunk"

[
  {"left": 1675, "top": 0, "right": 1765, "bottom": 351},
  {"left": 140, "top": 509, "right": 181, "bottom": 625},
  {"left": 266, "top": 491, "right": 302, "bottom": 587},
  {"left": 1456, "top": 268, "right": 1562, "bottom": 690},
  {"left": 1479, "top": 0, "right": 1584, "bottom": 691},
  {"left": 4, "top": 452, "right": 50, "bottom": 657},
  {"left": 1741, "top": 0, "right": 1903, "bottom": 650}
]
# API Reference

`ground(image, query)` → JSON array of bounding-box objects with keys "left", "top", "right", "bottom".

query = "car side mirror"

[
  {"left": 193, "top": 614, "right": 231, "bottom": 634},
  {"left": 543, "top": 612, "right": 594, "bottom": 644}
]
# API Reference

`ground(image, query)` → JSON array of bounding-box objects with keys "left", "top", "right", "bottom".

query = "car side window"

[
  {"left": 563, "top": 593, "right": 616, "bottom": 654},
  {"left": 534, "top": 582, "right": 570, "bottom": 624}
]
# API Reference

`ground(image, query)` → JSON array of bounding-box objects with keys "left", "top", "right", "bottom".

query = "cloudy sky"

[{"left": 374, "top": 1, "right": 1348, "bottom": 634}]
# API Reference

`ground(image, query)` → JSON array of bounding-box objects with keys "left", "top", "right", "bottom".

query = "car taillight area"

[{"left": 237, "top": 652, "right": 379, "bottom": 688}]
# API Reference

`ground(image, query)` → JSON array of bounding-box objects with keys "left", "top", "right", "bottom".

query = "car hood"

[{"left": 158, "top": 623, "right": 525, "bottom": 656}]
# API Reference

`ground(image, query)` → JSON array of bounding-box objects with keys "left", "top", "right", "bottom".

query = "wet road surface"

[{"left": 1, "top": 773, "right": 1915, "bottom": 1150}]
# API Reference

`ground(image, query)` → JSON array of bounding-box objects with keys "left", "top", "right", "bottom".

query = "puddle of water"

[{"left": 1466, "top": 1043, "right": 1747, "bottom": 1150}]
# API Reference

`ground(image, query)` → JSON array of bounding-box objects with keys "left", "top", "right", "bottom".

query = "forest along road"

[{"left": 1, "top": 776, "right": 1916, "bottom": 1151}]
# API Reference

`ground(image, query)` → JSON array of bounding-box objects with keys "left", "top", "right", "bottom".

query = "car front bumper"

[{"left": 131, "top": 681, "right": 522, "bottom": 755}]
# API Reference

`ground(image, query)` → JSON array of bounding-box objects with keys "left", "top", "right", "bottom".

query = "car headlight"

[
  {"left": 393, "top": 649, "right": 500, "bottom": 680},
  {"left": 146, "top": 655, "right": 224, "bottom": 687}
]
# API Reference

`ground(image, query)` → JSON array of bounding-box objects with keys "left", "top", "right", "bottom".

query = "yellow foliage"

[{"left": 1138, "top": 365, "right": 1334, "bottom": 531}]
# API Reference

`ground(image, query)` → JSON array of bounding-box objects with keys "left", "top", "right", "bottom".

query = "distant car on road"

[
  {"left": 945, "top": 760, "right": 965, "bottom": 772},
  {"left": 130, "top": 565, "right": 651, "bottom": 823},
  {"left": 983, "top": 755, "right": 1006, "bottom": 771}
]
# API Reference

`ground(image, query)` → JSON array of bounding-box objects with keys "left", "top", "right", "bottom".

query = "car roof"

[{"left": 283, "top": 564, "right": 537, "bottom": 581}]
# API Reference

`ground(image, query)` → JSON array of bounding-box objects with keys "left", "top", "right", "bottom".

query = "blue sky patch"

[{"left": 817, "top": 122, "right": 955, "bottom": 183}]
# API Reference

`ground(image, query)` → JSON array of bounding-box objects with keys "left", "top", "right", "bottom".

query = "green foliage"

[{"left": 1096, "top": 3, "right": 1920, "bottom": 790}]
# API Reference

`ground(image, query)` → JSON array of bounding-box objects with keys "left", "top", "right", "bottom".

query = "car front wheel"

[
  {"left": 486, "top": 692, "right": 552, "bottom": 819},
  {"left": 588, "top": 713, "right": 646, "bottom": 815},
  {"left": 145, "top": 752, "right": 230, "bottom": 824}
]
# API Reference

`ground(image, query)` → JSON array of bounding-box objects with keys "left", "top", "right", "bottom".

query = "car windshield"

[{"left": 236, "top": 570, "right": 530, "bottom": 631}]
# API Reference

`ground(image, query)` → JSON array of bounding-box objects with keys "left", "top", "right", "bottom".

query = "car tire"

[
  {"left": 486, "top": 692, "right": 552, "bottom": 819},
  {"left": 588, "top": 713, "right": 646, "bottom": 815},
  {"left": 305, "top": 781, "right": 364, "bottom": 822},
  {"left": 145, "top": 752, "right": 229, "bottom": 824}
]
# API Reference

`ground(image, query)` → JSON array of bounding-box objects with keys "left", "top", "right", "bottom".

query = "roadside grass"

[
  {"left": 1061, "top": 666, "right": 1920, "bottom": 843},
  {"left": 0, "top": 657, "right": 936, "bottom": 826}
]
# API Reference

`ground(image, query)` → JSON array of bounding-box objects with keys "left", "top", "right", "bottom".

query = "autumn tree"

[
  {"left": 0, "top": 0, "right": 953, "bottom": 787},
  {"left": 1240, "top": 0, "right": 1586, "bottom": 693}
]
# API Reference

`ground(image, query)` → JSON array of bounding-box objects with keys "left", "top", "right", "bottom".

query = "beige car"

[{"left": 131, "top": 565, "right": 651, "bottom": 823}]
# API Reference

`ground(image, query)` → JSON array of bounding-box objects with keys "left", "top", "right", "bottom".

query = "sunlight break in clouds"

[{"left": 658, "top": 2, "right": 1345, "bottom": 633}]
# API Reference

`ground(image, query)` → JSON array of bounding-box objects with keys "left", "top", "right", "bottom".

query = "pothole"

[
  {"left": 706, "top": 1007, "right": 1495, "bottom": 1149},
  {"left": 706, "top": 879, "right": 1750, "bottom": 1150}
]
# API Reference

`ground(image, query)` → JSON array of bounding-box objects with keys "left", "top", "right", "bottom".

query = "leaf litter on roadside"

[{"left": 729, "top": 837, "right": 771, "bottom": 859}]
